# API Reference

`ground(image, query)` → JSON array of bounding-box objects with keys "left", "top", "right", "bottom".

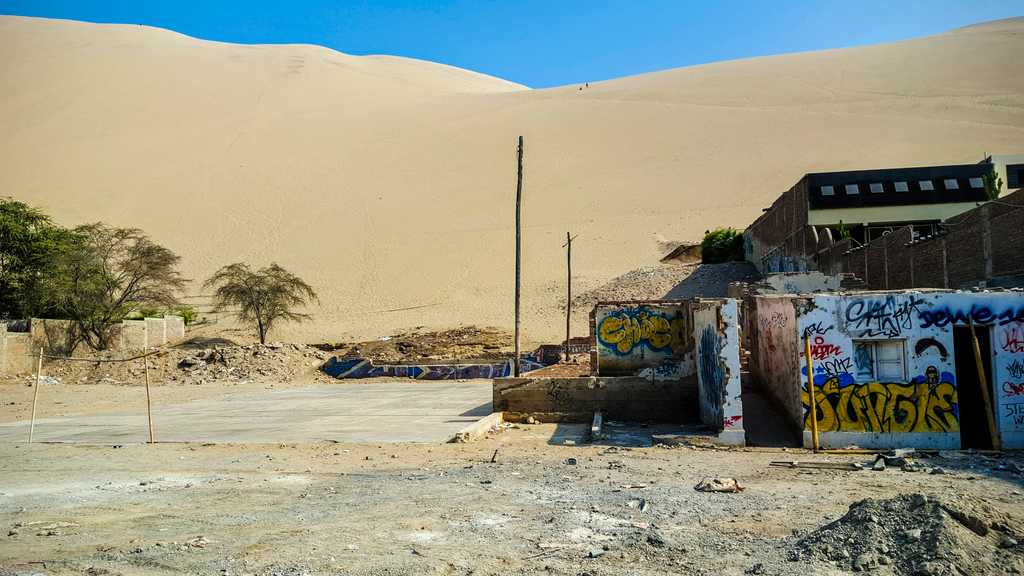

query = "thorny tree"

[
  {"left": 45, "top": 223, "right": 186, "bottom": 350},
  {"left": 204, "top": 263, "right": 318, "bottom": 344}
]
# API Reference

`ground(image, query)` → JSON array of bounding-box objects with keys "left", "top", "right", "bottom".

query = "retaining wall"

[{"left": 493, "top": 377, "right": 698, "bottom": 423}]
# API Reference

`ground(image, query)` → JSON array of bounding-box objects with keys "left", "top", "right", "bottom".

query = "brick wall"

[
  {"left": 884, "top": 227, "right": 914, "bottom": 289},
  {"left": 821, "top": 188, "right": 1024, "bottom": 290}
]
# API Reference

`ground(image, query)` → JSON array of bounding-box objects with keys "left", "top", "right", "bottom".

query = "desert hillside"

[{"left": 2, "top": 16, "right": 1023, "bottom": 344}]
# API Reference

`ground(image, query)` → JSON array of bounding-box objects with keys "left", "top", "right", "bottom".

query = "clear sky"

[{"left": 2, "top": 0, "right": 1022, "bottom": 88}]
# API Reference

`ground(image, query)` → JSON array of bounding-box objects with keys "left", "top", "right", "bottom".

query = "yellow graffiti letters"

[
  {"left": 802, "top": 378, "right": 959, "bottom": 434},
  {"left": 598, "top": 311, "right": 679, "bottom": 355}
]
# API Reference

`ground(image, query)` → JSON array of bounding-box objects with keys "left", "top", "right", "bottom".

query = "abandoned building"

[
  {"left": 748, "top": 290, "right": 1024, "bottom": 450},
  {"left": 493, "top": 299, "right": 744, "bottom": 445},
  {"left": 744, "top": 155, "right": 1024, "bottom": 280}
]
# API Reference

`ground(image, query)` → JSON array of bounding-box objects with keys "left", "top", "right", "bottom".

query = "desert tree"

[
  {"left": 983, "top": 169, "right": 1003, "bottom": 201},
  {"left": 43, "top": 223, "right": 186, "bottom": 350},
  {"left": 0, "top": 199, "right": 80, "bottom": 319},
  {"left": 204, "top": 263, "right": 318, "bottom": 344}
]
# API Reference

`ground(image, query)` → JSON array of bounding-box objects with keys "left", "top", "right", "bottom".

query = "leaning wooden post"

[
  {"left": 804, "top": 334, "right": 820, "bottom": 452},
  {"left": 28, "top": 347, "right": 43, "bottom": 444},
  {"left": 968, "top": 318, "right": 1001, "bottom": 451},
  {"left": 143, "top": 348, "right": 155, "bottom": 444}
]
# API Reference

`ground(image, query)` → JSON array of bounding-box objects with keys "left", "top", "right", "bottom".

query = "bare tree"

[
  {"left": 204, "top": 263, "right": 318, "bottom": 344},
  {"left": 45, "top": 223, "right": 186, "bottom": 350}
]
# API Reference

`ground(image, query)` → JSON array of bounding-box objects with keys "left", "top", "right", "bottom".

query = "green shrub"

[
  {"left": 174, "top": 306, "right": 198, "bottom": 325},
  {"left": 701, "top": 227, "right": 744, "bottom": 263}
]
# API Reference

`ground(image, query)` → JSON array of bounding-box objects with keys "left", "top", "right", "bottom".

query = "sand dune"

[{"left": 2, "top": 16, "right": 1023, "bottom": 344}]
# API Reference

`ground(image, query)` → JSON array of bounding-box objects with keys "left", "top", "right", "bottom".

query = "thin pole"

[
  {"left": 804, "top": 335, "right": 819, "bottom": 452},
  {"left": 144, "top": 347, "right": 154, "bottom": 443},
  {"left": 563, "top": 232, "right": 577, "bottom": 362},
  {"left": 514, "top": 135, "right": 523, "bottom": 377},
  {"left": 968, "top": 318, "right": 1001, "bottom": 450},
  {"left": 28, "top": 347, "right": 43, "bottom": 444}
]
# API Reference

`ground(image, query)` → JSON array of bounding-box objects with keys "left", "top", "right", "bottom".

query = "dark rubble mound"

[{"left": 794, "top": 493, "right": 1022, "bottom": 575}]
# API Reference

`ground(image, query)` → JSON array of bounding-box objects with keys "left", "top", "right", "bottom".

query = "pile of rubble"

[
  {"left": 314, "top": 326, "right": 511, "bottom": 364},
  {"left": 36, "top": 343, "right": 328, "bottom": 386},
  {"left": 794, "top": 493, "right": 1021, "bottom": 575}
]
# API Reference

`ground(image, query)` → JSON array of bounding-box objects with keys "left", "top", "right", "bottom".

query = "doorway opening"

[{"left": 953, "top": 325, "right": 995, "bottom": 449}]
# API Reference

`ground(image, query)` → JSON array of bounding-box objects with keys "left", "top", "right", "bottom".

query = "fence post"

[
  {"left": 28, "top": 347, "right": 43, "bottom": 444},
  {"left": 144, "top": 348, "right": 154, "bottom": 444}
]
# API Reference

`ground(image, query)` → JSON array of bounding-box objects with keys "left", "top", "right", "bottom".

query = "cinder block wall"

[{"left": 493, "top": 377, "right": 698, "bottom": 423}]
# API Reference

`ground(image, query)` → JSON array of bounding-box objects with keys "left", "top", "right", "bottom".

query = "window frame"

[
  {"left": 853, "top": 339, "right": 907, "bottom": 382},
  {"left": 894, "top": 181, "right": 909, "bottom": 192},
  {"left": 821, "top": 185, "right": 835, "bottom": 196},
  {"left": 919, "top": 180, "right": 935, "bottom": 191},
  {"left": 944, "top": 178, "right": 959, "bottom": 190},
  {"left": 969, "top": 177, "right": 984, "bottom": 189},
  {"left": 869, "top": 183, "right": 884, "bottom": 194},
  {"left": 845, "top": 184, "right": 860, "bottom": 195}
]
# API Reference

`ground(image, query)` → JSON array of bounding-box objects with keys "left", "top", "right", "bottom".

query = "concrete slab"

[{"left": 0, "top": 382, "right": 492, "bottom": 444}]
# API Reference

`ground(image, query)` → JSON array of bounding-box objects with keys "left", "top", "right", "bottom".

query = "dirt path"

[{"left": 1, "top": 425, "right": 1021, "bottom": 575}]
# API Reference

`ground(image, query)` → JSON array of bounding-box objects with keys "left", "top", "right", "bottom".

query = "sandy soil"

[
  {"left": 2, "top": 16, "right": 1023, "bottom": 344},
  {"left": 1, "top": 426, "right": 1021, "bottom": 575}
]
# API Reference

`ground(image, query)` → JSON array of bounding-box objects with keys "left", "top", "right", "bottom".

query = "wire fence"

[{"left": 24, "top": 336, "right": 191, "bottom": 445}]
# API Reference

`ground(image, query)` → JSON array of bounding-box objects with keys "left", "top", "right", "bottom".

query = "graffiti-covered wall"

[
  {"left": 783, "top": 291, "right": 1024, "bottom": 449},
  {"left": 593, "top": 301, "right": 693, "bottom": 377},
  {"left": 693, "top": 300, "right": 743, "bottom": 443},
  {"left": 750, "top": 297, "right": 803, "bottom": 435},
  {"left": 322, "top": 357, "right": 544, "bottom": 380}
]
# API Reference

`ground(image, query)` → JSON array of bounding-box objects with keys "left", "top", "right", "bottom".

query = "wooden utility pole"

[
  {"left": 514, "top": 136, "right": 523, "bottom": 377},
  {"left": 563, "top": 232, "right": 577, "bottom": 362}
]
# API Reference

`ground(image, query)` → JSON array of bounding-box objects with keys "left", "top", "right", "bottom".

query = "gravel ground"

[{"left": 1, "top": 425, "right": 1021, "bottom": 576}]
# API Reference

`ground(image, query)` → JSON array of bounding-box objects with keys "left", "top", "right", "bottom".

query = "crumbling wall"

[
  {"left": 493, "top": 377, "right": 697, "bottom": 423},
  {"left": 760, "top": 271, "right": 840, "bottom": 294},
  {"left": 693, "top": 299, "right": 744, "bottom": 443},
  {"left": 592, "top": 301, "right": 693, "bottom": 377}
]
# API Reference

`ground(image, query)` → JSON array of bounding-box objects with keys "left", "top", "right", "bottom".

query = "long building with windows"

[{"left": 745, "top": 155, "right": 1024, "bottom": 274}]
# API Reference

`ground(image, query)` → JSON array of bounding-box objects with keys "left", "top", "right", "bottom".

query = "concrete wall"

[
  {"left": 592, "top": 301, "right": 693, "bottom": 376},
  {"left": 493, "top": 377, "right": 698, "bottom": 423},
  {"left": 780, "top": 291, "right": 1024, "bottom": 449},
  {"left": 693, "top": 300, "right": 744, "bottom": 443},
  {"left": 0, "top": 332, "right": 33, "bottom": 375},
  {"left": 760, "top": 271, "right": 840, "bottom": 294},
  {"left": 750, "top": 297, "right": 803, "bottom": 434},
  {"left": 0, "top": 316, "right": 187, "bottom": 374}
]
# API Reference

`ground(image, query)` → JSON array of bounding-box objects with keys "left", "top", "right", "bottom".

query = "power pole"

[
  {"left": 563, "top": 232, "right": 577, "bottom": 362},
  {"left": 514, "top": 136, "right": 523, "bottom": 376}
]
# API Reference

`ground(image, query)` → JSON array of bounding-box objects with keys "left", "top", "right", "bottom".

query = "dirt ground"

[{"left": 1, "top": 424, "right": 1022, "bottom": 576}]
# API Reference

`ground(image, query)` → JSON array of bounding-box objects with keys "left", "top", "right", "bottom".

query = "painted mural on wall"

[
  {"left": 594, "top": 303, "right": 692, "bottom": 375},
  {"left": 322, "top": 357, "right": 543, "bottom": 380},
  {"left": 796, "top": 292, "right": 1024, "bottom": 441}
]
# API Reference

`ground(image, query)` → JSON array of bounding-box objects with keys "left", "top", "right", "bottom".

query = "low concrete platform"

[{"left": 0, "top": 382, "right": 492, "bottom": 444}]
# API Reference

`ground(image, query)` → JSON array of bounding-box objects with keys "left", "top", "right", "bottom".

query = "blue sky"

[{"left": 2, "top": 1, "right": 1022, "bottom": 87}]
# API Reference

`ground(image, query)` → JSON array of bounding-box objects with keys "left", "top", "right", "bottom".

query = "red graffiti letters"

[
  {"left": 1001, "top": 325, "right": 1024, "bottom": 353},
  {"left": 1004, "top": 382, "right": 1024, "bottom": 398},
  {"left": 805, "top": 336, "right": 842, "bottom": 360}
]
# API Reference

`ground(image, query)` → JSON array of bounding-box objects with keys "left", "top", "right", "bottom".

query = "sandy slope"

[{"left": 2, "top": 16, "right": 1023, "bottom": 344}]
